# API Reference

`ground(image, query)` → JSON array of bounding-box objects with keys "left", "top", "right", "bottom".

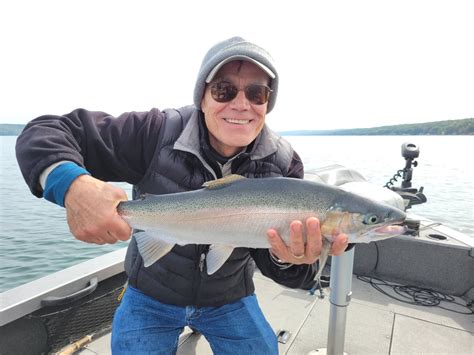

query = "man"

[{"left": 16, "top": 37, "right": 348, "bottom": 354}]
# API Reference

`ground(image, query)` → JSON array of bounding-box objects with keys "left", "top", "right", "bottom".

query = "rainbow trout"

[{"left": 117, "top": 175, "right": 406, "bottom": 276}]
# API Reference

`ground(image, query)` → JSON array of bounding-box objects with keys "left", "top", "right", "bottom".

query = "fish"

[{"left": 117, "top": 174, "right": 406, "bottom": 279}]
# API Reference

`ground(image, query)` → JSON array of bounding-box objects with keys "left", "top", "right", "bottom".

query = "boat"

[{"left": 1, "top": 142, "right": 472, "bottom": 354}]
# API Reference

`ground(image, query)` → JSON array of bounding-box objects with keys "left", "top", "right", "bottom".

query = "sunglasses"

[{"left": 210, "top": 81, "right": 272, "bottom": 105}]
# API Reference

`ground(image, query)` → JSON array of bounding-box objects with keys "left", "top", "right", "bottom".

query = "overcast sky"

[{"left": 1, "top": 0, "right": 473, "bottom": 131}]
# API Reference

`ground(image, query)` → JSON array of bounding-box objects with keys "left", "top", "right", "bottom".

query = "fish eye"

[{"left": 363, "top": 214, "right": 379, "bottom": 225}]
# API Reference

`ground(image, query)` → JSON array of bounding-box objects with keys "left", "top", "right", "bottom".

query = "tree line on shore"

[{"left": 280, "top": 118, "right": 474, "bottom": 136}]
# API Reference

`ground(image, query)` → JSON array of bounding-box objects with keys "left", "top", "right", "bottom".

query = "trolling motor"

[
  {"left": 385, "top": 142, "right": 427, "bottom": 210},
  {"left": 384, "top": 142, "right": 428, "bottom": 236}
]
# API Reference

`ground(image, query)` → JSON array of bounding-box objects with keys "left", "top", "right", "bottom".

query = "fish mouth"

[
  {"left": 373, "top": 224, "right": 407, "bottom": 235},
  {"left": 355, "top": 223, "right": 407, "bottom": 243}
]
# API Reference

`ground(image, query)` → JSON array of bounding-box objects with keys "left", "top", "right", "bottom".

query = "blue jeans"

[{"left": 111, "top": 286, "right": 278, "bottom": 355}]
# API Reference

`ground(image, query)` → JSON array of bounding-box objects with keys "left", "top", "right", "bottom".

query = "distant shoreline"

[
  {"left": 1, "top": 118, "right": 473, "bottom": 136},
  {"left": 280, "top": 133, "right": 474, "bottom": 136},
  {"left": 279, "top": 118, "right": 473, "bottom": 136}
]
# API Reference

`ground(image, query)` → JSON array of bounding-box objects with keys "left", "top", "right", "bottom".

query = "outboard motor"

[{"left": 385, "top": 142, "right": 427, "bottom": 210}]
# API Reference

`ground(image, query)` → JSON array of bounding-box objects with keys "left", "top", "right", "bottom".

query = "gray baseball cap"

[{"left": 194, "top": 36, "right": 278, "bottom": 113}]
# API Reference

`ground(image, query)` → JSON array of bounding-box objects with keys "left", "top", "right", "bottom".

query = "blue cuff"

[{"left": 43, "top": 162, "right": 91, "bottom": 207}]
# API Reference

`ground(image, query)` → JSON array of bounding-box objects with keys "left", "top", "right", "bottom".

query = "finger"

[
  {"left": 98, "top": 224, "right": 131, "bottom": 244},
  {"left": 330, "top": 233, "right": 349, "bottom": 256},
  {"left": 267, "top": 229, "right": 287, "bottom": 259},
  {"left": 109, "top": 214, "right": 133, "bottom": 241},
  {"left": 97, "top": 236, "right": 114, "bottom": 245},
  {"left": 77, "top": 234, "right": 105, "bottom": 245},
  {"left": 289, "top": 220, "right": 305, "bottom": 258},
  {"left": 305, "top": 217, "right": 322, "bottom": 258},
  {"left": 94, "top": 232, "right": 116, "bottom": 245},
  {"left": 116, "top": 187, "right": 129, "bottom": 201},
  {"left": 105, "top": 231, "right": 119, "bottom": 244}
]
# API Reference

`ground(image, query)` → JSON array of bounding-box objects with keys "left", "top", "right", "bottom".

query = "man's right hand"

[{"left": 64, "top": 175, "right": 132, "bottom": 244}]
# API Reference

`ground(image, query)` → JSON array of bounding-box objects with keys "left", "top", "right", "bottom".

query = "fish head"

[{"left": 321, "top": 192, "right": 407, "bottom": 243}]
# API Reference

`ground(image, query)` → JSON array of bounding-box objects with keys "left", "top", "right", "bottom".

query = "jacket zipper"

[
  {"left": 198, "top": 251, "right": 206, "bottom": 272},
  {"left": 192, "top": 245, "right": 209, "bottom": 304}
]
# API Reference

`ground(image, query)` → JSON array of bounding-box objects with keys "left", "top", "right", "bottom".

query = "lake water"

[{"left": 1, "top": 135, "right": 473, "bottom": 292}]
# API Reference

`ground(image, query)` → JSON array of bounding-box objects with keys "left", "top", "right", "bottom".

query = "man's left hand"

[{"left": 267, "top": 217, "right": 349, "bottom": 265}]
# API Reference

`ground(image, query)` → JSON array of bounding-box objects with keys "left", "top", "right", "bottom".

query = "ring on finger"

[{"left": 291, "top": 253, "right": 305, "bottom": 260}]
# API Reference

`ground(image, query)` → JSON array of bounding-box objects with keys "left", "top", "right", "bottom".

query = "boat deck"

[{"left": 79, "top": 271, "right": 473, "bottom": 355}]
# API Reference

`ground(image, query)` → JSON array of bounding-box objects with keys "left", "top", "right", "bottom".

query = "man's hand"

[
  {"left": 64, "top": 175, "right": 132, "bottom": 244},
  {"left": 267, "top": 217, "right": 348, "bottom": 264}
]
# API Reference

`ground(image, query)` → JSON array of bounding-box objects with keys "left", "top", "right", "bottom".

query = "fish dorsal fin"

[
  {"left": 134, "top": 231, "right": 175, "bottom": 267},
  {"left": 202, "top": 174, "right": 246, "bottom": 190},
  {"left": 206, "top": 244, "right": 235, "bottom": 275}
]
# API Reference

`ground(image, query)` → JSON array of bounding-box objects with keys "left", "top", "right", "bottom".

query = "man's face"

[{"left": 201, "top": 61, "right": 270, "bottom": 157}]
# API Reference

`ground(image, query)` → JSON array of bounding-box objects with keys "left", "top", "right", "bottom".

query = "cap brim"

[{"left": 205, "top": 55, "right": 276, "bottom": 83}]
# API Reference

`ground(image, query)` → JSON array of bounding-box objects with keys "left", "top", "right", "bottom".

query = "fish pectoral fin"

[
  {"left": 206, "top": 244, "right": 235, "bottom": 275},
  {"left": 202, "top": 174, "right": 246, "bottom": 189},
  {"left": 309, "top": 240, "right": 332, "bottom": 295},
  {"left": 134, "top": 231, "right": 175, "bottom": 267}
]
